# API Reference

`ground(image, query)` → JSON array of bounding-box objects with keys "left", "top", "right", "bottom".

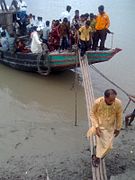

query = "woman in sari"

[{"left": 48, "top": 20, "right": 60, "bottom": 51}]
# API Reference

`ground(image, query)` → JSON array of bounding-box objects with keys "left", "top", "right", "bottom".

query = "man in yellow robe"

[{"left": 87, "top": 89, "right": 122, "bottom": 167}]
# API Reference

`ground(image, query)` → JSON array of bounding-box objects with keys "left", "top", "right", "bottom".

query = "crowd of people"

[{"left": 0, "top": 1, "right": 112, "bottom": 57}]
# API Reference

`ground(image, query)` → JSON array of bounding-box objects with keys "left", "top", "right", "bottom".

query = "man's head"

[
  {"left": 32, "top": 15, "right": 35, "bottom": 20},
  {"left": 98, "top": 5, "right": 104, "bottom": 15},
  {"left": 29, "top": 13, "right": 33, "bottom": 18},
  {"left": 63, "top": 17, "right": 68, "bottom": 23},
  {"left": 80, "top": 14, "right": 85, "bottom": 21},
  {"left": 46, "top": 21, "right": 50, "bottom": 27},
  {"left": 39, "top": 17, "right": 42, "bottom": 21},
  {"left": 84, "top": 13, "right": 89, "bottom": 20},
  {"left": 55, "top": 20, "right": 60, "bottom": 26},
  {"left": 85, "top": 20, "right": 90, "bottom": 28},
  {"left": 104, "top": 89, "right": 117, "bottom": 105},
  {"left": 75, "top": 10, "right": 79, "bottom": 16},
  {"left": 90, "top": 13, "right": 94, "bottom": 20},
  {"left": 32, "top": 26, "right": 37, "bottom": 32},
  {"left": 1, "top": 31, "right": 6, "bottom": 37},
  {"left": 66, "top": 5, "right": 71, "bottom": 12}
]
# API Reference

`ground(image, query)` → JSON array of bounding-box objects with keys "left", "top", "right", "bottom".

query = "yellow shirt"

[
  {"left": 95, "top": 13, "right": 110, "bottom": 30},
  {"left": 90, "top": 97, "right": 122, "bottom": 131},
  {"left": 90, "top": 19, "right": 96, "bottom": 32},
  {"left": 79, "top": 26, "right": 92, "bottom": 41}
]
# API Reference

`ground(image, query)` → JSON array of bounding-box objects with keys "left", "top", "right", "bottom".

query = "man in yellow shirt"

[
  {"left": 87, "top": 89, "right": 122, "bottom": 167},
  {"left": 79, "top": 20, "right": 92, "bottom": 57},
  {"left": 92, "top": 5, "right": 110, "bottom": 50}
]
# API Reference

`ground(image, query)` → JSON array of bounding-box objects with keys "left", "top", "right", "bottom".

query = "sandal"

[{"left": 92, "top": 155, "right": 100, "bottom": 167}]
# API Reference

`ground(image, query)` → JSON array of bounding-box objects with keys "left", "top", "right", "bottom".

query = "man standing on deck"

[
  {"left": 79, "top": 20, "right": 92, "bottom": 58},
  {"left": 87, "top": 89, "right": 122, "bottom": 167},
  {"left": 92, "top": 5, "right": 110, "bottom": 50},
  {"left": 0, "top": 0, "right": 8, "bottom": 11},
  {"left": 60, "top": 5, "right": 72, "bottom": 23}
]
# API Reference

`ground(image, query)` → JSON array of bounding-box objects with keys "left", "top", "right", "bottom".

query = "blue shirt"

[{"left": 0, "top": 37, "right": 9, "bottom": 51}]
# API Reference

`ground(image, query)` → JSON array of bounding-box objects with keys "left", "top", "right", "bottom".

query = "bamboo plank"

[{"left": 78, "top": 53, "right": 107, "bottom": 180}]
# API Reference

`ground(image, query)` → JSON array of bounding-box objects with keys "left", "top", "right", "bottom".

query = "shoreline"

[{"left": 0, "top": 122, "right": 135, "bottom": 179}]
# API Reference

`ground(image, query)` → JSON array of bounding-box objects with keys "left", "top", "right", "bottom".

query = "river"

[{"left": 0, "top": 0, "right": 135, "bottom": 179}]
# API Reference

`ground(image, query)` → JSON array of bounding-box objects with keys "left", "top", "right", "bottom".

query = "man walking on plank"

[{"left": 87, "top": 89, "right": 123, "bottom": 167}]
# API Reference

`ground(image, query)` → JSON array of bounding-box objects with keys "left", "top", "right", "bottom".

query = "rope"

[
  {"left": 37, "top": 44, "right": 51, "bottom": 76},
  {"left": 90, "top": 64, "right": 135, "bottom": 113},
  {"left": 90, "top": 64, "right": 135, "bottom": 99}
]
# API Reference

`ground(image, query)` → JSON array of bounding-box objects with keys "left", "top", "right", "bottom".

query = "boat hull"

[{"left": 0, "top": 48, "right": 121, "bottom": 73}]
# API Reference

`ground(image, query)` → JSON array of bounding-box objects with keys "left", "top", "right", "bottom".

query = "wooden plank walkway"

[{"left": 78, "top": 53, "right": 108, "bottom": 180}]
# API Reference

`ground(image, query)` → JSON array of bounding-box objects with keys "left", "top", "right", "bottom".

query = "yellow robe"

[{"left": 87, "top": 97, "right": 122, "bottom": 158}]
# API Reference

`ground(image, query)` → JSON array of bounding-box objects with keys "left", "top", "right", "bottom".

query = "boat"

[
  {"left": 0, "top": 48, "right": 121, "bottom": 75},
  {"left": 0, "top": 11, "right": 121, "bottom": 75}
]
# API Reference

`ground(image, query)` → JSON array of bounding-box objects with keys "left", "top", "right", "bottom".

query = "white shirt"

[
  {"left": 30, "top": 31, "right": 42, "bottom": 54},
  {"left": 30, "top": 18, "right": 37, "bottom": 27},
  {"left": 61, "top": 10, "right": 71, "bottom": 22},
  {"left": 18, "top": 0, "right": 27, "bottom": 11},
  {"left": 37, "top": 20, "right": 45, "bottom": 30},
  {"left": 42, "top": 26, "right": 50, "bottom": 40},
  {"left": 0, "top": 27, "right": 3, "bottom": 33}
]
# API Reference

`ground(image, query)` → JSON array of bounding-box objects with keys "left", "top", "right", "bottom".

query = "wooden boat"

[
  {"left": 0, "top": 11, "right": 121, "bottom": 75},
  {"left": 0, "top": 48, "right": 121, "bottom": 75}
]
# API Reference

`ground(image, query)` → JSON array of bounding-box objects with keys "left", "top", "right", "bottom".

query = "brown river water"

[{"left": 0, "top": 0, "right": 135, "bottom": 179}]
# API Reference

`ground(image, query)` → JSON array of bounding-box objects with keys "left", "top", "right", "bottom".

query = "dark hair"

[
  {"left": 66, "top": 5, "right": 71, "bottom": 11},
  {"left": 29, "top": 13, "right": 33, "bottom": 17},
  {"left": 31, "top": 26, "right": 37, "bottom": 32},
  {"left": 63, "top": 17, "right": 68, "bottom": 23},
  {"left": 1, "top": 31, "right": 6, "bottom": 37},
  {"left": 86, "top": 20, "right": 90, "bottom": 26},
  {"left": 85, "top": 13, "right": 89, "bottom": 18},
  {"left": 98, "top": 5, "right": 104, "bottom": 12},
  {"left": 39, "top": 17, "right": 42, "bottom": 21},
  {"left": 75, "top": 24, "right": 80, "bottom": 30},
  {"left": 90, "top": 13, "right": 94, "bottom": 18},
  {"left": 104, "top": 89, "right": 117, "bottom": 98},
  {"left": 75, "top": 10, "right": 79, "bottom": 13},
  {"left": 46, "top": 21, "right": 50, "bottom": 26},
  {"left": 55, "top": 20, "right": 60, "bottom": 26},
  {"left": 80, "top": 14, "right": 85, "bottom": 18}
]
